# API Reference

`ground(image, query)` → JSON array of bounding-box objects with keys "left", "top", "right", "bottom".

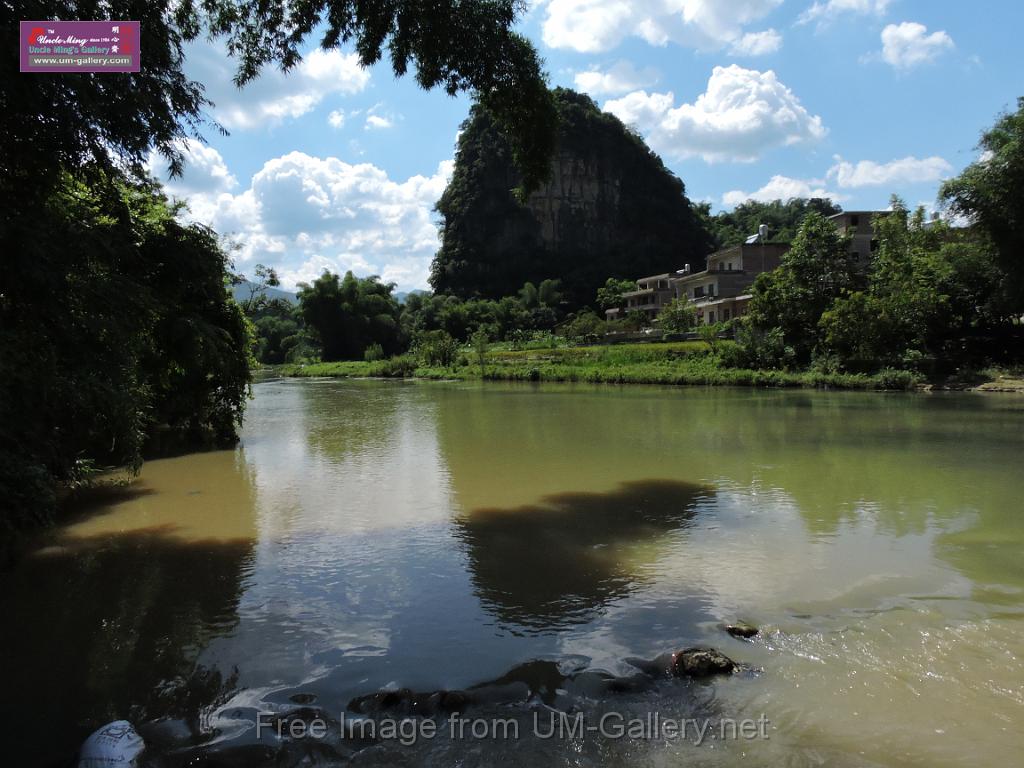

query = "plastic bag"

[{"left": 78, "top": 720, "right": 145, "bottom": 767}]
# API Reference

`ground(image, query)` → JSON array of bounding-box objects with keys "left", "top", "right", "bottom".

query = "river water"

[{"left": 3, "top": 379, "right": 1023, "bottom": 767}]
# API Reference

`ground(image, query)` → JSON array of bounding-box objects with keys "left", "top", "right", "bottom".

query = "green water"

[{"left": 2, "top": 379, "right": 1022, "bottom": 766}]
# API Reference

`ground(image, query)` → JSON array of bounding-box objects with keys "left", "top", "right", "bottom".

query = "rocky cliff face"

[{"left": 431, "top": 89, "right": 712, "bottom": 307}]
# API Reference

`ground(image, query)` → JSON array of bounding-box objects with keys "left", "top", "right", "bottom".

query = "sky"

[{"left": 150, "top": 0, "right": 1024, "bottom": 292}]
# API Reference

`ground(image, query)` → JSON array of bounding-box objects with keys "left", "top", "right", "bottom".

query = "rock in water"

[
  {"left": 670, "top": 647, "right": 737, "bottom": 678},
  {"left": 724, "top": 622, "right": 759, "bottom": 639}
]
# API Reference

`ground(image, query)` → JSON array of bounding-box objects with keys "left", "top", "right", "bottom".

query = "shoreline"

[
  {"left": 275, "top": 364, "right": 1024, "bottom": 394},
  {"left": 274, "top": 342, "right": 1024, "bottom": 394}
]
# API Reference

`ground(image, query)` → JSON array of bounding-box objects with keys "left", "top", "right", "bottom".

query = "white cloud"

[
  {"left": 730, "top": 29, "right": 782, "bottom": 56},
  {"left": 879, "top": 22, "right": 954, "bottom": 69},
  {"left": 158, "top": 152, "right": 454, "bottom": 291},
  {"left": 365, "top": 115, "right": 393, "bottom": 130},
  {"left": 185, "top": 43, "right": 370, "bottom": 130},
  {"left": 604, "top": 65, "right": 826, "bottom": 163},
  {"left": 722, "top": 175, "right": 841, "bottom": 207},
  {"left": 573, "top": 60, "right": 659, "bottom": 96},
  {"left": 797, "top": 0, "right": 892, "bottom": 26},
  {"left": 827, "top": 155, "right": 953, "bottom": 187},
  {"left": 327, "top": 110, "right": 345, "bottom": 129},
  {"left": 541, "top": 0, "right": 783, "bottom": 54},
  {"left": 147, "top": 139, "right": 237, "bottom": 196}
]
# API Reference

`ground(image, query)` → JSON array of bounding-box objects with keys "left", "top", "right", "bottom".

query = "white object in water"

[{"left": 78, "top": 721, "right": 145, "bottom": 767}]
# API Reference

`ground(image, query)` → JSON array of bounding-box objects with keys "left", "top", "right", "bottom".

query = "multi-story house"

[
  {"left": 670, "top": 241, "right": 790, "bottom": 325},
  {"left": 827, "top": 210, "right": 887, "bottom": 265},
  {"left": 604, "top": 273, "right": 675, "bottom": 322},
  {"left": 606, "top": 211, "right": 887, "bottom": 327}
]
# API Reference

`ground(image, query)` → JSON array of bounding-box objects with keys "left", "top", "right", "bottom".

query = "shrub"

[
  {"left": 659, "top": 297, "right": 697, "bottom": 334},
  {"left": 378, "top": 354, "right": 419, "bottom": 377},
  {"left": 363, "top": 342, "right": 385, "bottom": 362},
  {"left": 415, "top": 330, "right": 460, "bottom": 367}
]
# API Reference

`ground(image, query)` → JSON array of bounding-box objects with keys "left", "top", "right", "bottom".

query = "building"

[
  {"left": 606, "top": 212, "right": 888, "bottom": 327},
  {"left": 827, "top": 211, "right": 887, "bottom": 265},
  {"left": 604, "top": 273, "right": 675, "bottom": 322},
  {"left": 670, "top": 242, "right": 789, "bottom": 325}
]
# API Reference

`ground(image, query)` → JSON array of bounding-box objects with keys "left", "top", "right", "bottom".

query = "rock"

[
  {"left": 724, "top": 622, "right": 759, "bottom": 639},
  {"left": 670, "top": 647, "right": 736, "bottom": 678}
]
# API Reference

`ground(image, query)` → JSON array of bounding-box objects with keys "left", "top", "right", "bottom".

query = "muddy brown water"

[{"left": 2, "top": 379, "right": 1022, "bottom": 766}]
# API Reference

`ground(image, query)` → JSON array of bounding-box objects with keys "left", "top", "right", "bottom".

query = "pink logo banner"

[{"left": 21, "top": 20, "right": 140, "bottom": 73}]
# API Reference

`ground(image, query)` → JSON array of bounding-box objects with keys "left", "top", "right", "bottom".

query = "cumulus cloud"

[
  {"left": 327, "top": 110, "right": 346, "bottom": 129},
  {"left": 827, "top": 155, "right": 953, "bottom": 187},
  {"left": 729, "top": 29, "right": 782, "bottom": 56},
  {"left": 879, "top": 22, "right": 954, "bottom": 69},
  {"left": 573, "top": 60, "right": 659, "bottom": 96},
  {"left": 797, "top": 0, "right": 892, "bottom": 26},
  {"left": 722, "top": 174, "right": 841, "bottom": 207},
  {"left": 604, "top": 65, "right": 826, "bottom": 163},
  {"left": 541, "top": 0, "right": 783, "bottom": 54},
  {"left": 365, "top": 115, "right": 394, "bottom": 130},
  {"left": 147, "top": 139, "right": 237, "bottom": 198},
  {"left": 185, "top": 43, "right": 370, "bottom": 130},
  {"left": 157, "top": 152, "right": 453, "bottom": 291}
]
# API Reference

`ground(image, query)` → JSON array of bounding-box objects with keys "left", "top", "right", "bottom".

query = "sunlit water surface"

[{"left": 2, "top": 379, "right": 1023, "bottom": 766}]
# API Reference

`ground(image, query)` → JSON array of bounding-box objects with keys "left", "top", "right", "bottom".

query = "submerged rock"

[
  {"left": 724, "top": 622, "right": 759, "bottom": 639},
  {"left": 670, "top": 647, "right": 737, "bottom": 678}
]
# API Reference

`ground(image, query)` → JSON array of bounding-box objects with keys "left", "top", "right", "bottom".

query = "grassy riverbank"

[{"left": 278, "top": 341, "right": 929, "bottom": 390}]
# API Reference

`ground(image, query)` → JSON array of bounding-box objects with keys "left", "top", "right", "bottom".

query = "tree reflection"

[
  {"left": 454, "top": 479, "right": 707, "bottom": 631},
  {"left": 0, "top": 458, "right": 257, "bottom": 768}
]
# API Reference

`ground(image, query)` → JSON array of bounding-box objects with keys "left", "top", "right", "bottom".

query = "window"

[
  {"left": 724, "top": 309, "right": 731, "bottom": 320},
  {"left": 708, "top": 311, "right": 716, "bottom": 323}
]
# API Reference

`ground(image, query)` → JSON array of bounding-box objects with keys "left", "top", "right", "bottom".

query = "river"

[{"left": 2, "top": 379, "right": 1022, "bottom": 766}]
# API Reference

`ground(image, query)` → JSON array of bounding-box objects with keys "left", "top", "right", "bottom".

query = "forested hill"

[
  {"left": 430, "top": 88, "right": 714, "bottom": 308},
  {"left": 709, "top": 198, "right": 843, "bottom": 248}
]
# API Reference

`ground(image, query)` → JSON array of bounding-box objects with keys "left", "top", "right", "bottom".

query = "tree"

[
  {"left": 471, "top": 327, "right": 490, "bottom": 376},
  {"left": 941, "top": 97, "right": 1024, "bottom": 314},
  {"left": 198, "top": 0, "right": 556, "bottom": 193},
  {"left": 236, "top": 264, "right": 281, "bottom": 315},
  {"left": 596, "top": 278, "right": 636, "bottom": 311},
  {"left": 562, "top": 310, "right": 606, "bottom": 343},
  {"left": 746, "top": 211, "right": 859, "bottom": 362},
  {"left": 708, "top": 198, "right": 842, "bottom": 249},
  {"left": 697, "top": 322, "right": 723, "bottom": 353},
  {"left": 297, "top": 271, "right": 403, "bottom": 361},
  {"left": 0, "top": 174, "right": 252, "bottom": 535},
  {"left": 820, "top": 197, "right": 998, "bottom": 369},
  {"left": 659, "top": 297, "right": 697, "bottom": 334}
]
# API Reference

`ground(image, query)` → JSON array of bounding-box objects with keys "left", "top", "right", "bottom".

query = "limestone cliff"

[{"left": 431, "top": 89, "right": 712, "bottom": 308}]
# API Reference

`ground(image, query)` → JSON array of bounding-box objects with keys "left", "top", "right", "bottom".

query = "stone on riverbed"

[
  {"left": 670, "top": 647, "right": 737, "bottom": 678},
  {"left": 724, "top": 622, "right": 759, "bottom": 639}
]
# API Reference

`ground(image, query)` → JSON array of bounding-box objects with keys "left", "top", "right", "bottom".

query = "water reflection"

[
  {"left": 3, "top": 381, "right": 1024, "bottom": 768},
  {"left": 0, "top": 451, "right": 258, "bottom": 766},
  {"left": 455, "top": 479, "right": 707, "bottom": 631}
]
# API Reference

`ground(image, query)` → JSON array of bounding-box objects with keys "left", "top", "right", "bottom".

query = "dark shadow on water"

[
  {"left": 0, "top": 527, "right": 255, "bottom": 768},
  {"left": 453, "top": 479, "right": 709, "bottom": 632}
]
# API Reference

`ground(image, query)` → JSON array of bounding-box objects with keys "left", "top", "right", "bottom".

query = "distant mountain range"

[
  {"left": 231, "top": 280, "right": 298, "bottom": 306},
  {"left": 231, "top": 281, "right": 432, "bottom": 307}
]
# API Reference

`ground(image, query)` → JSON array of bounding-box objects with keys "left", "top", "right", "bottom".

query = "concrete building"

[
  {"left": 604, "top": 273, "right": 675, "bottom": 322},
  {"left": 605, "top": 212, "right": 888, "bottom": 327},
  {"left": 828, "top": 211, "right": 887, "bottom": 265},
  {"left": 670, "top": 242, "right": 789, "bottom": 325}
]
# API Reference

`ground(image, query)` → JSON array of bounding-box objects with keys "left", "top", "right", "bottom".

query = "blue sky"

[{"left": 151, "top": 0, "right": 1024, "bottom": 292}]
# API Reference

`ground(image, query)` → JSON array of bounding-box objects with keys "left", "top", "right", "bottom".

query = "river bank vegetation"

[{"left": 1, "top": 0, "right": 559, "bottom": 540}]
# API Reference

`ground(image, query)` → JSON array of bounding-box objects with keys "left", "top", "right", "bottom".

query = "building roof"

[{"left": 827, "top": 210, "right": 889, "bottom": 219}]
